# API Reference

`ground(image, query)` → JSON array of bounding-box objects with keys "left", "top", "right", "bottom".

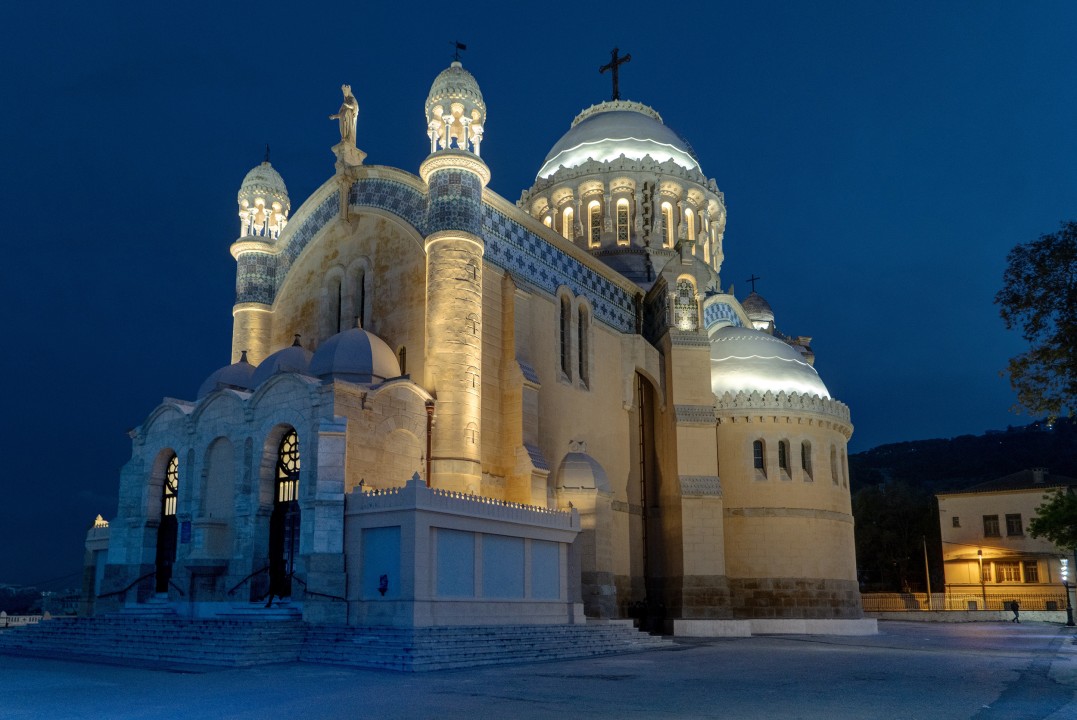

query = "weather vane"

[
  {"left": 599, "top": 47, "right": 631, "bottom": 101},
  {"left": 451, "top": 40, "right": 467, "bottom": 61}
]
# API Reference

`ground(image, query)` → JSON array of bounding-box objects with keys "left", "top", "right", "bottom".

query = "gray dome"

[
  {"left": 537, "top": 102, "right": 699, "bottom": 179},
  {"left": 710, "top": 326, "right": 830, "bottom": 398},
  {"left": 556, "top": 452, "right": 610, "bottom": 493},
  {"left": 309, "top": 327, "right": 400, "bottom": 384},
  {"left": 250, "top": 339, "right": 313, "bottom": 387},
  {"left": 238, "top": 161, "right": 290, "bottom": 214},
  {"left": 426, "top": 61, "right": 486, "bottom": 117},
  {"left": 741, "top": 292, "right": 775, "bottom": 324},
  {"left": 197, "top": 352, "right": 256, "bottom": 399}
]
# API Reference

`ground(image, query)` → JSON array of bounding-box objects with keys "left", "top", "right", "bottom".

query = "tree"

[
  {"left": 996, "top": 221, "right": 1077, "bottom": 417},
  {"left": 1029, "top": 488, "right": 1077, "bottom": 550}
]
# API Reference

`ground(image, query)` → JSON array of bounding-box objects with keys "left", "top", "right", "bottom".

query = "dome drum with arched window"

[{"left": 520, "top": 100, "right": 726, "bottom": 279}]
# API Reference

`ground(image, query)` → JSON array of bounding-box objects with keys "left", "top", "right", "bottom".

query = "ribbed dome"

[
  {"left": 426, "top": 61, "right": 486, "bottom": 118},
  {"left": 537, "top": 101, "right": 699, "bottom": 179},
  {"left": 250, "top": 339, "right": 313, "bottom": 387},
  {"left": 742, "top": 292, "right": 775, "bottom": 324},
  {"left": 309, "top": 327, "right": 400, "bottom": 384},
  {"left": 238, "top": 161, "right": 290, "bottom": 214},
  {"left": 711, "top": 326, "right": 830, "bottom": 398},
  {"left": 556, "top": 452, "right": 610, "bottom": 493},
  {"left": 197, "top": 352, "right": 256, "bottom": 399}
]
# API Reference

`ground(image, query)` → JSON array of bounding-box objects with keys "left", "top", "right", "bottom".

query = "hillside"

[{"left": 849, "top": 417, "right": 1077, "bottom": 493}]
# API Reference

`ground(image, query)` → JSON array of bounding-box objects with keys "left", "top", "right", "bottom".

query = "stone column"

[{"left": 420, "top": 150, "right": 491, "bottom": 493}]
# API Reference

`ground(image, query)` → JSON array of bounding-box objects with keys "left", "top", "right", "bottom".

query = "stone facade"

[{"left": 86, "top": 58, "right": 870, "bottom": 635}]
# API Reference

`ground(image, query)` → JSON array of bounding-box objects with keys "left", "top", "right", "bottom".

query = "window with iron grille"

[
  {"left": 1006, "top": 514, "right": 1023, "bottom": 536},
  {"left": 1023, "top": 561, "right": 1039, "bottom": 583},
  {"left": 983, "top": 515, "right": 1000, "bottom": 537}
]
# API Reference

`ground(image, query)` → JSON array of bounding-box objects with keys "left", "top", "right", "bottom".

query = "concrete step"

[{"left": 0, "top": 618, "right": 670, "bottom": 671}]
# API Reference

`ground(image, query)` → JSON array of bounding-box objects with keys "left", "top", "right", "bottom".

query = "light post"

[
  {"left": 978, "top": 549, "right": 986, "bottom": 610},
  {"left": 1062, "top": 557, "right": 1074, "bottom": 627}
]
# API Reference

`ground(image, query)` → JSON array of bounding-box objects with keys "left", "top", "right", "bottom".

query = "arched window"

[
  {"left": 578, "top": 305, "right": 590, "bottom": 388},
  {"left": 277, "top": 431, "right": 300, "bottom": 503},
  {"left": 616, "top": 199, "right": 630, "bottom": 245},
  {"left": 269, "top": 430, "right": 301, "bottom": 600},
  {"left": 326, "top": 275, "right": 343, "bottom": 335},
  {"left": 543, "top": 215, "right": 552, "bottom": 228},
  {"left": 354, "top": 268, "right": 367, "bottom": 330},
  {"left": 588, "top": 201, "right": 602, "bottom": 247},
  {"left": 661, "top": 202, "right": 674, "bottom": 248},
  {"left": 830, "top": 446, "right": 839, "bottom": 485},
  {"left": 560, "top": 295, "right": 571, "bottom": 378},
  {"left": 684, "top": 207, "right": 696, "bottom": 241},
  {"left": 397, "top": 346, "right": 407, "bottom": 375},
  {"left": 562, "top": 206, "right": 574, "bottom": 241},
  {"left": 842, "top": 450, "right": 849, "bottom": 488},
  {"left": 163, "top": 454, "right": 179, "bottom": 516},
  {"left": 778, "top": 440, "right": 789, "bottom": 473},
  {"left": 753, "top": 439, "right": 766, "bottom": 476},
  {"left": 155, "top": 453, "right": 179, "bottom": 593},
  {"left": 674, "top": 279, "right": 699, "bottom": 331},
  {"left": 801, "top": 441, "right": 813, "bottom": 481}
]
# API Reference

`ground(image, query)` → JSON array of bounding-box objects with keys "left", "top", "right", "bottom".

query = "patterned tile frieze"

[
  {"left": 679, "top": 475, "right": 722, "bottom": 497},
  {"left": 349, "top": 178, "right": 426, "bottom": 229},
  {"left": 674, "top": 404, "right": 717, "bottom": 425},
  {"left": 426, "top": 170, "right": 483, "bottom": 236},
  {"left": 235, "top": 251, "right": 277, "bottom": 305},
  {"left": 704, "top": 301, "right": 743, "bottom": 330},
  {"left": 481, "top": 206, "right": 635, "bottom": 333}
]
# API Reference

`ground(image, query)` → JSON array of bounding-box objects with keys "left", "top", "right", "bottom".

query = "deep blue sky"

[{"left": 3, "top": 3, "right": 1074, "bottom": 587}]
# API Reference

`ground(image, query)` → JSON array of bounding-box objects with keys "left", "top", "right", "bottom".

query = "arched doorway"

[
  {"left": 155, "top": 454, "right": 179, "bottom": 593},
  {"left": 268, "top": 430, "right": 301, "bottom": 602}
]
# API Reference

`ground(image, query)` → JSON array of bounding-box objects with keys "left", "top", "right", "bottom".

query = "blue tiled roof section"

[
  {"left": 482, "top": 207, "right": 635, "bottom": 333},
  {"left": 704, "top": 301, "right": 743, "bottom": 329},
  {"left": 350, "top": 177, "right": 426, "bottom": 229}
]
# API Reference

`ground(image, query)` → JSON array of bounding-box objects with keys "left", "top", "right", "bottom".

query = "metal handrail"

[
  {"left": 227, "top": 566, "right": 270, "bottom": 597},
  {"left": 167, "top": 580, "right": 186, "bottom": 597},
  {"left": 97, "top": 571, "right": 156, "bottom": 600},
  {"left": 288, "top": 574, "right": 345, "bottom": 602}
]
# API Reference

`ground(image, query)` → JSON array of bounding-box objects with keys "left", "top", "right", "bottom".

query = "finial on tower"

[
  {"left": 746, "top": 274, "right": 761, "bottom": 293},
  {"left": 425, "top": 57, "right": 487, "bottom": 156},
  {"left": 451, "top": 40, "right": 467, "bottom": 62},
  {"left": 264, "top": 144, "right": 270, "bottom": 163},
  {"left": 599, "top": 48, "right": 632, "bottom": 101}
]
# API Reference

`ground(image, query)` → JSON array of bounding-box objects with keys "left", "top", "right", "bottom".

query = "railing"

[
  {"left": 289, "top": 574, "right": 345, "bottom": 602},
  {"left": 227, "top": 566, "right": 269, "bottom": 598},
  {"left": 862, "top": 592, "right": 1068, "bottom": 612},
  {"left": 0, "top": 614, "right": 43, "bottom": 629},
  {"left": 97, "top": 571, "right": 156, "bottom": 600}
]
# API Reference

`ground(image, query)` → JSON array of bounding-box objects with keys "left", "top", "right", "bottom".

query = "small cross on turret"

[
  {"left": 746, "top": 274, "right": 761, "bottom": 293},
  {"left": 599, "top": 47, "right": 632, "bottom": 101}
]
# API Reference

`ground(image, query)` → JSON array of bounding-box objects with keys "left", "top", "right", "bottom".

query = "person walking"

[{"left": 1010, "top": 600, "right": 1020, "bottom": 623}]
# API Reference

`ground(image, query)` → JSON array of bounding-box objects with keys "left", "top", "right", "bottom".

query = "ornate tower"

[
  {"left": 420, "top": 61, "right": 491, "bottom": 493},
  {"left": 231, "top": 158, "right": 290, "bottom": 364}
]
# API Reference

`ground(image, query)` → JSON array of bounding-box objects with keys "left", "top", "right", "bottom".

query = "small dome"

[
  {"left": 197, "top": 352, "right": 256, "bottom": 399},
  {"left": 250, "top": 337, "right": 313, "bottom": 387},
  {"left": 426, "top": 61, "right": 486, "bottom": 118},
  {"left": 711, "top": 326, "right": 830, "bottom": 398},
  {"left": 537, "top": 101, "right": 699, "bottom": 179},
  {"left": 238, "top": 161, "right": 290, "bottom": 215},
  {"left": 309, "top": 327, "right": 400, "bottom": 384},
  {"left": 556, "top": 452, "right": 611, "bottom": 493},
  {"left": 741, "top": 292, "right": 775, "bottom": 329}
]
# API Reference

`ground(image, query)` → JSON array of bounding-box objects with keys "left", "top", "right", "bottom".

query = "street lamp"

[
  {"left": 1062, "top": 557, "right": 1074, "bottom": 627},
  {"left": 978, "top": 550, "right": 986, "bottom": 610}
]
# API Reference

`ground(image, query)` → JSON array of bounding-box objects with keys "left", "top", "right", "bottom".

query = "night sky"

[{"left": 4, "top": 3, "right": 1075, "bottom": 588}]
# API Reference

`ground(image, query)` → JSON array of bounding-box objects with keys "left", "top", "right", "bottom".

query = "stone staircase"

[
  {"left": 0, "top": 618, "right": 670, "bottom": 672},
  {"left": 0, "top": 616, "right": 305, "bottom": 668},
  {"left": 302, "top": 622, "right": 673, "bottom": 671}
]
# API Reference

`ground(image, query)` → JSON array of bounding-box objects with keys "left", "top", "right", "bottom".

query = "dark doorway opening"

[{"left": 268, "top": 430, "right": 301, "bottom": 601}]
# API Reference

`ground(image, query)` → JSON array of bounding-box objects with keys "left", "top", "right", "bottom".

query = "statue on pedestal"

[{"left": 329, "top": 84, "right": 359, "bottom": 147}]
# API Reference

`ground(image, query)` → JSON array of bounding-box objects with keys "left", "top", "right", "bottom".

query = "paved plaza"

[{"left": 1, "top": 621, "right": 1075, "bottom": 719}]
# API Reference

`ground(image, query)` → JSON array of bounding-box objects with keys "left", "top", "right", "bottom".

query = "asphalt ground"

[{"left": 1, "top": 620, "right": 1075, "bottom": 719}]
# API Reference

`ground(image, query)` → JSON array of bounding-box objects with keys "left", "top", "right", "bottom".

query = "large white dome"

[
  {"left": 710, "top": 326, "right": 830, "bottom": 398},
  {"left": 536, "top": 101, "right": 699, "bottom": 179}
]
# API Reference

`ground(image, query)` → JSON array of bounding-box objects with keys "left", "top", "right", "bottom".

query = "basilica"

[{"left": 84, "top": 58, "right": 870, "bottom": 635}]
